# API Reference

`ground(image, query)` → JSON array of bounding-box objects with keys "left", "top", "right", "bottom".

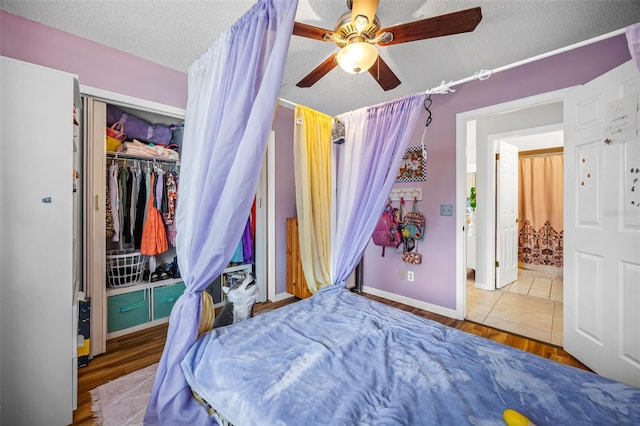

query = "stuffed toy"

[
  {"left": 213, "top": 274, "right": 259, "bottom": 328},
  {"left": 503, "top": 408, "right": 536, "bottom": 426}
]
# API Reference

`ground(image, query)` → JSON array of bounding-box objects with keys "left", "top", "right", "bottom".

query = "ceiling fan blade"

[
  {"left": 368, "top": 56, "right": 401, "bottom": 91},
  {"left": 377, "top": 7, "right": 482, "bottom": 46},
  {"left": 351, "top": 0, "right": 380, "bottom": 29},
  {"left": 296, "top": 53, "right": 339, "bottom": 88},
  {"left": 292, "top": 21, "right": 333, "bottom": 41}
]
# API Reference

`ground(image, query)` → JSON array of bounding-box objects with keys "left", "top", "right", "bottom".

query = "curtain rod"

[
  {"left": 278, "top": 97, "right": 296, "bottom": 109},
  {"left": 278, "top": 26, "right": 627, "bottom": 109},
  {"left": 425, "top": 27, "right": 627, "bottom": 94}
]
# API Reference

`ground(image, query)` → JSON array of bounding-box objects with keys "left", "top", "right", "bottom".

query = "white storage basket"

[{"left": 106, "top": 249, "right": 148, "bottom": 288}]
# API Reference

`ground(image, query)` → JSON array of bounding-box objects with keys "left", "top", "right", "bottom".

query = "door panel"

[
  {"left": 564, "top": 60, "right": 640, "bottom": 386},
  {"left": 496, "top": 141, "right": 519, "bottom": 288},
  {"left": 621, "top": 261, "right": 640, "bottom": 366},
  {"left": 1, "top": 56, "right": 75, "bottom": 425},
  {"left": 574, "top": 252, "right": 602, "bottom": 342}
]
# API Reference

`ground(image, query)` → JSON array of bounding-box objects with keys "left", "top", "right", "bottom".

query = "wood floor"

[{"left": 72, "top": 292, "right": 589, "bottom": 425}]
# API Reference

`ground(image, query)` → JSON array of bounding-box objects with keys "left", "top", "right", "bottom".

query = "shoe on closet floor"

[{"left": 170, "top": 256, "right": 180, "bottom": 278}]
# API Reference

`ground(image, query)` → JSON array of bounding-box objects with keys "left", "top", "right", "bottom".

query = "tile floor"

[{"left": 466, "top": 265, "right": 564, "bottom": 346}]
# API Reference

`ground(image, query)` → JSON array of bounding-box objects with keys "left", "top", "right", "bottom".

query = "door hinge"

[{"left": 495, "top": 261, "right": 500, "bottom": 268}]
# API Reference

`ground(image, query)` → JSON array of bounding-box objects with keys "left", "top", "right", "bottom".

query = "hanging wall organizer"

[{"left": 389, "top": 187, "right": 422, "bottom": 201}]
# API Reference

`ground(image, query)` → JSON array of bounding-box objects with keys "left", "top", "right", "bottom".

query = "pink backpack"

[{"left": 372, "top": 202, "right": 402, "bottom": 256}]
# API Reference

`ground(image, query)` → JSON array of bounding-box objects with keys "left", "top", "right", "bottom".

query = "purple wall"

[
  {"left": 363, "top": 34, "right": 632, "bottom": 311},
  {"left": 1, "top": 10, "right": 296, "bottom": 298},
  {"left": 0, "top": 11, "right": 187, "bottom": 108}
]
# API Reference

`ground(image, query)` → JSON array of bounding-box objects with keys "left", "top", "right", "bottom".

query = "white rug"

[{"left": 90, "top": 363, "right": 158, "bottom": 426}]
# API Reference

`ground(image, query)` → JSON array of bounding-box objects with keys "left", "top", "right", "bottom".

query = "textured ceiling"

[{"left": 2, "top": 0, "right": 640, "bottom": 115}]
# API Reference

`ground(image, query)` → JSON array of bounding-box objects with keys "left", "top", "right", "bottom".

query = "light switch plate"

[{"left": 440, "top": 204, "right": 454, "bottom": 216}]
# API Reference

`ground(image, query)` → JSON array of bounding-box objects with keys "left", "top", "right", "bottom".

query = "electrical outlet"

[
  {"left": 440, "top": 204, "right": 454, "bottom": 216},
  {"left": 399, "top": 270, "right": 405, "bottom": 280},
  {"left": 407, "top": 271, "right": 414, "bottom": 282}
]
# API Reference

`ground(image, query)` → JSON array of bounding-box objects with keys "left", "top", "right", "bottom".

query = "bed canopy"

[
  {"left": 293, "top": 97, "right": 425, "bottom": 294},
  {"left": 143, "top": 1, "right": 640, "bottom": 423},
  {"left": 144, "top": 1, "right": 298, "bottom": 423},
  {"left": 145, "top": 0, "right": 426, "bottom": 423}
]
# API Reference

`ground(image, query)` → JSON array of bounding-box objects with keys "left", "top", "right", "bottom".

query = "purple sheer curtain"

[
  {"left": 144, "top": 1, "right": 298, "bottom": 424},
  {"left": 331, "top": 94, "right": 426, "bottom": 285}
]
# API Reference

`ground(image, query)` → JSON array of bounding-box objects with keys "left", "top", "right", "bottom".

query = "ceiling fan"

[{"left": 293, "top": 0, "right": 482, "bottom": 91}]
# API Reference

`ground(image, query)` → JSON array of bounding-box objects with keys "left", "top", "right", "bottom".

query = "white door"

[
  {"left": 564, "top": 60, "right": 640, "bottom": 387},
  {"left": 0, "top": 57, "right": 76, "bottom": 424},
  {"left": 496, "top": 141, "right": 519, "bottom": 288},
  {"left": 254, "top": 131, "right": 272, "bottom": 303}
]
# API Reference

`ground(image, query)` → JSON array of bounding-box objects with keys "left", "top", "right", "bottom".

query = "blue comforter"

[{"left": 182, "top": 286, "right": 640, "bottom": 425}]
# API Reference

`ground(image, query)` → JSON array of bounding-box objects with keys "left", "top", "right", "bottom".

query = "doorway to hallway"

[{"left": 466, "top": 264, "right": 563, "bottom": 345}]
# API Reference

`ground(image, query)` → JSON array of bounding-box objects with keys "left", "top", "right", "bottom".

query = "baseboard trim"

[
  {"left": 362, "top": 286, "right": 461, "bottom": 320},
  {"left": 273, "top": 291, "right": 293, "bottom": 302}
]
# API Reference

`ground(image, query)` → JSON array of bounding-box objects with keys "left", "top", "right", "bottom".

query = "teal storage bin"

[
  {"left": 153, "top": 281, "right": 185, "bottom": 320},
  {"left": 107, "top": 290, "right": 150, "bottom": 333}
]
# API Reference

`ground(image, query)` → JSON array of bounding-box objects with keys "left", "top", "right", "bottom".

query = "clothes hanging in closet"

[
  {"left": 108, "top": 163, "right": 120, "bottom": 242},
  {"left": 141, "top": 172, "right": 168, "bottom": 256},
  {"left": 106, "top": 158, "right": 179, "bottom": 253},
  {"left": 229, "top": 208, "right": 255, "bottom": 265},
  {"left": 106, "top": 168, "right": 115, "bottom": 239},
  {"left": 118, "top": 166, "right": 132, "bottom": 244},
  {"left": 133, "top": 171, "right": 147, "bottom": 248},
  {"left": 163, "top": 172, "right": 178, "bottom": 247}
]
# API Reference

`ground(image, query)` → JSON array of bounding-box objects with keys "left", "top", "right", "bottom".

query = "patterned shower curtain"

[{"left": 517, "top": 153, "right": 564, "bottom": 267}]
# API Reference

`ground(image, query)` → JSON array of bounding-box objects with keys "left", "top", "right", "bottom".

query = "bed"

[{"left": 182, "top": 286, "right": 640, "bottom": 425}]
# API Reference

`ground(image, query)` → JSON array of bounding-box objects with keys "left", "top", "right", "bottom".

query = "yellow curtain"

[
  {"left": 518, "top": 153, "right": 564, "bottom": 266},
  {"left": 293, "top": 106, "right": 332, "bottom": 293}
]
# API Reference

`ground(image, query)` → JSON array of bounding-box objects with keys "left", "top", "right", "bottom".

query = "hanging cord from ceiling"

[{"left": 420, "top": 94, "right": 432, "bottom": 162}]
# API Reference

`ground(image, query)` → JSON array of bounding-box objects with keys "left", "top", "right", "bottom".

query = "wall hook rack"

[{"left": 389, "top": 187, "right": 423, "bottom": 202}]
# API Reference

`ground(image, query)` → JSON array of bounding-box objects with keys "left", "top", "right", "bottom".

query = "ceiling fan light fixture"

[{"left": 336, "top": 42, "right": 378, "bottom": 74}]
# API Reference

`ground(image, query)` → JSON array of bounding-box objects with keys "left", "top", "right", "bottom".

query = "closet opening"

[{"left": 82, "top": 89, "right": 271, "bottom": 360}]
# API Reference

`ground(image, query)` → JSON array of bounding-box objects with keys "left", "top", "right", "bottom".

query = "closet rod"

[
  {"left": 425, "top": 26, "right": 627, "bottom": 94},
  {"left": 106, "top": 152, "right": 180, "bottom": 166}
]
